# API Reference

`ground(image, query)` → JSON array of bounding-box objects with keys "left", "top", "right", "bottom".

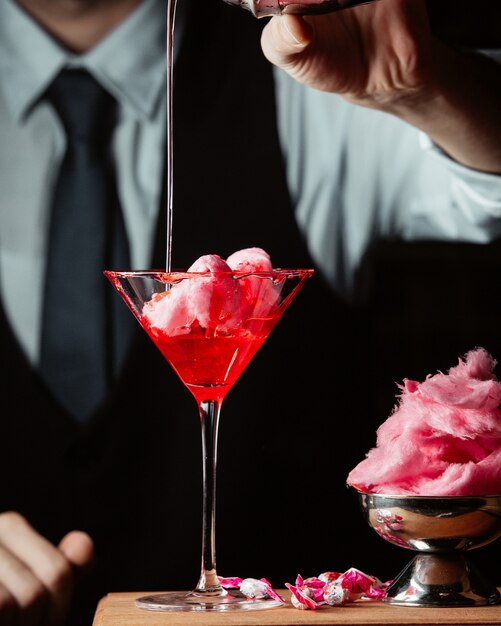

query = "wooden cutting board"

[{"left": 92, "top": 591, "right": 501, "bottom": 626}]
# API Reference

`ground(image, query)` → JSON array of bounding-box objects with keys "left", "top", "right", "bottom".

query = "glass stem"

[{"left": 195, "top": 399, "right": 225, "bottom": 595}]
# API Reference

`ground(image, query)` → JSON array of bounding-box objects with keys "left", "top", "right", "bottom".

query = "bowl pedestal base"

[{"left": 385, "top": 553, "right": 501, "bottom": 607}]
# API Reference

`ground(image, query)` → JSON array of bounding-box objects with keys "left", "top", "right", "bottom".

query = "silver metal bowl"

[{"left": 358, "top": 492, "right": 501, "bottom": 607}]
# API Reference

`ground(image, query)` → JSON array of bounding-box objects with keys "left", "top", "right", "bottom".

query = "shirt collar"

[{"left": 0, "top": 0, "right": 171, "bottom": 123}]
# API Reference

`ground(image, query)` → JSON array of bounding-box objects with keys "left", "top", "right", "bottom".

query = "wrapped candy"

[
  {"left": 337, "top": 568, "right": 387, "bottom": 601},
  {"left": 285, "top": 567, "right": 389, "bottom": 610},
  {"left": 219, "top": 567, "right": 388, "bottom": 610},
  {"left": 323, "top": 582, "right": 351, "bottom": 606},
  {"left": 285, "top": 582, "right": 321, "bottom": 610},
  {"left": 240, "top": 578, "right": 285, "bottom": 603},
  {"left": 296, "top": 575, "right": 326, "bottom": 603},
  {"left": 218, "top": 576, "right": 285, "bottom": 604}
]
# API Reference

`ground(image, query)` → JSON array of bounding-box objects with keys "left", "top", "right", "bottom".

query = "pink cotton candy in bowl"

[
  {"left": 347, "top": 348, "right": 501, "bottom": 497},
  {"left": 349, "top": 349, "right": 501, "bottom": 606}
]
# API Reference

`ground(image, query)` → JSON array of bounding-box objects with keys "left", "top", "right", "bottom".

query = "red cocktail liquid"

[{"left": 141, "top": 317, "right": 277, "bottom": 403}]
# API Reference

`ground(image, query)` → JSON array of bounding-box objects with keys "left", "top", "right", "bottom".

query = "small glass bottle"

[{"left": 223, "top": 0, "right": 376, "bottom": 18}]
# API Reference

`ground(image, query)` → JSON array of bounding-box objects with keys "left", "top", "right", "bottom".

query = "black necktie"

[{"left": 40, "top": 69, "right": 131, "bottom": 422}]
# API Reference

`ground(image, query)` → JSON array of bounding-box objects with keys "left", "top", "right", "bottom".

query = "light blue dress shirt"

[
  {"left": 0, "top": 0, "right": 174, "bottom": 364},
  {"left": 1, "top": 0, "right": 501, "bottom": 365},
  {"left": 274, "top": 57, "right": 501, "bottom": 298}
]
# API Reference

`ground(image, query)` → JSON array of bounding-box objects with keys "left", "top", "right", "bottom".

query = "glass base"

[{"left": 135, "top": 589, "right": 284, "bottom": 612}]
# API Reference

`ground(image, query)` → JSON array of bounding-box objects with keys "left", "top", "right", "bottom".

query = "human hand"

[
  {"left": 261, "top": 0, "right": 437, "bottom": 108},
  {"left": 0, "top": 512, "right": 94, "bottom": 626},
  {"left": 262, "top": 0, "right": 501, "bottom": 172}
]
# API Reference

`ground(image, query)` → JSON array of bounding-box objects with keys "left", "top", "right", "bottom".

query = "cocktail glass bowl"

[{"left": 358, "top": 492, "right": 501, "bottom": 607}]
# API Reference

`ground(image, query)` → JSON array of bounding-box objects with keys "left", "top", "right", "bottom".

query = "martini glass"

[{"left": 105, "top": 268, "right": 313, "bottom": 611}]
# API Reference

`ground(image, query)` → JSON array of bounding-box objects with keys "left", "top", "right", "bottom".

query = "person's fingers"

[
  {"left": 0, "top": 541, "right": 47, "bottom": 626},
  {"left": 58, "top": 531, "right": 94, "bottom": 574},
  {"left": 0, "top": 512, "right": 75, "bottom": 626},
  {"left": 261, "top": 15, "right": 312, "bottom": 68}
]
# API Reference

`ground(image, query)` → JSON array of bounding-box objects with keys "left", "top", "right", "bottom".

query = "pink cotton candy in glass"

[
  {"left": 226, "top": 247, "right": 273, "bottom": 273},
  {"left": 143, "top": 254, "right": 247, "bottom": 334},
  {"left": 185, "top": 255, "right": 247, "bottom": 330},
  {"left": 227, "top": 247, "right": 280, "bottom": 318},
  {"left": 143, "top": 248, "right": 283, "bottom": 335}
]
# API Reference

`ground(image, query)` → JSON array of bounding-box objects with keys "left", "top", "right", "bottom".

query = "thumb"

[
  {"left": 58, "top": 530, "right": 95, "bottom": 575},
  {"left": 261, "top": 15, "right": 312, "bottom": 68}
]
